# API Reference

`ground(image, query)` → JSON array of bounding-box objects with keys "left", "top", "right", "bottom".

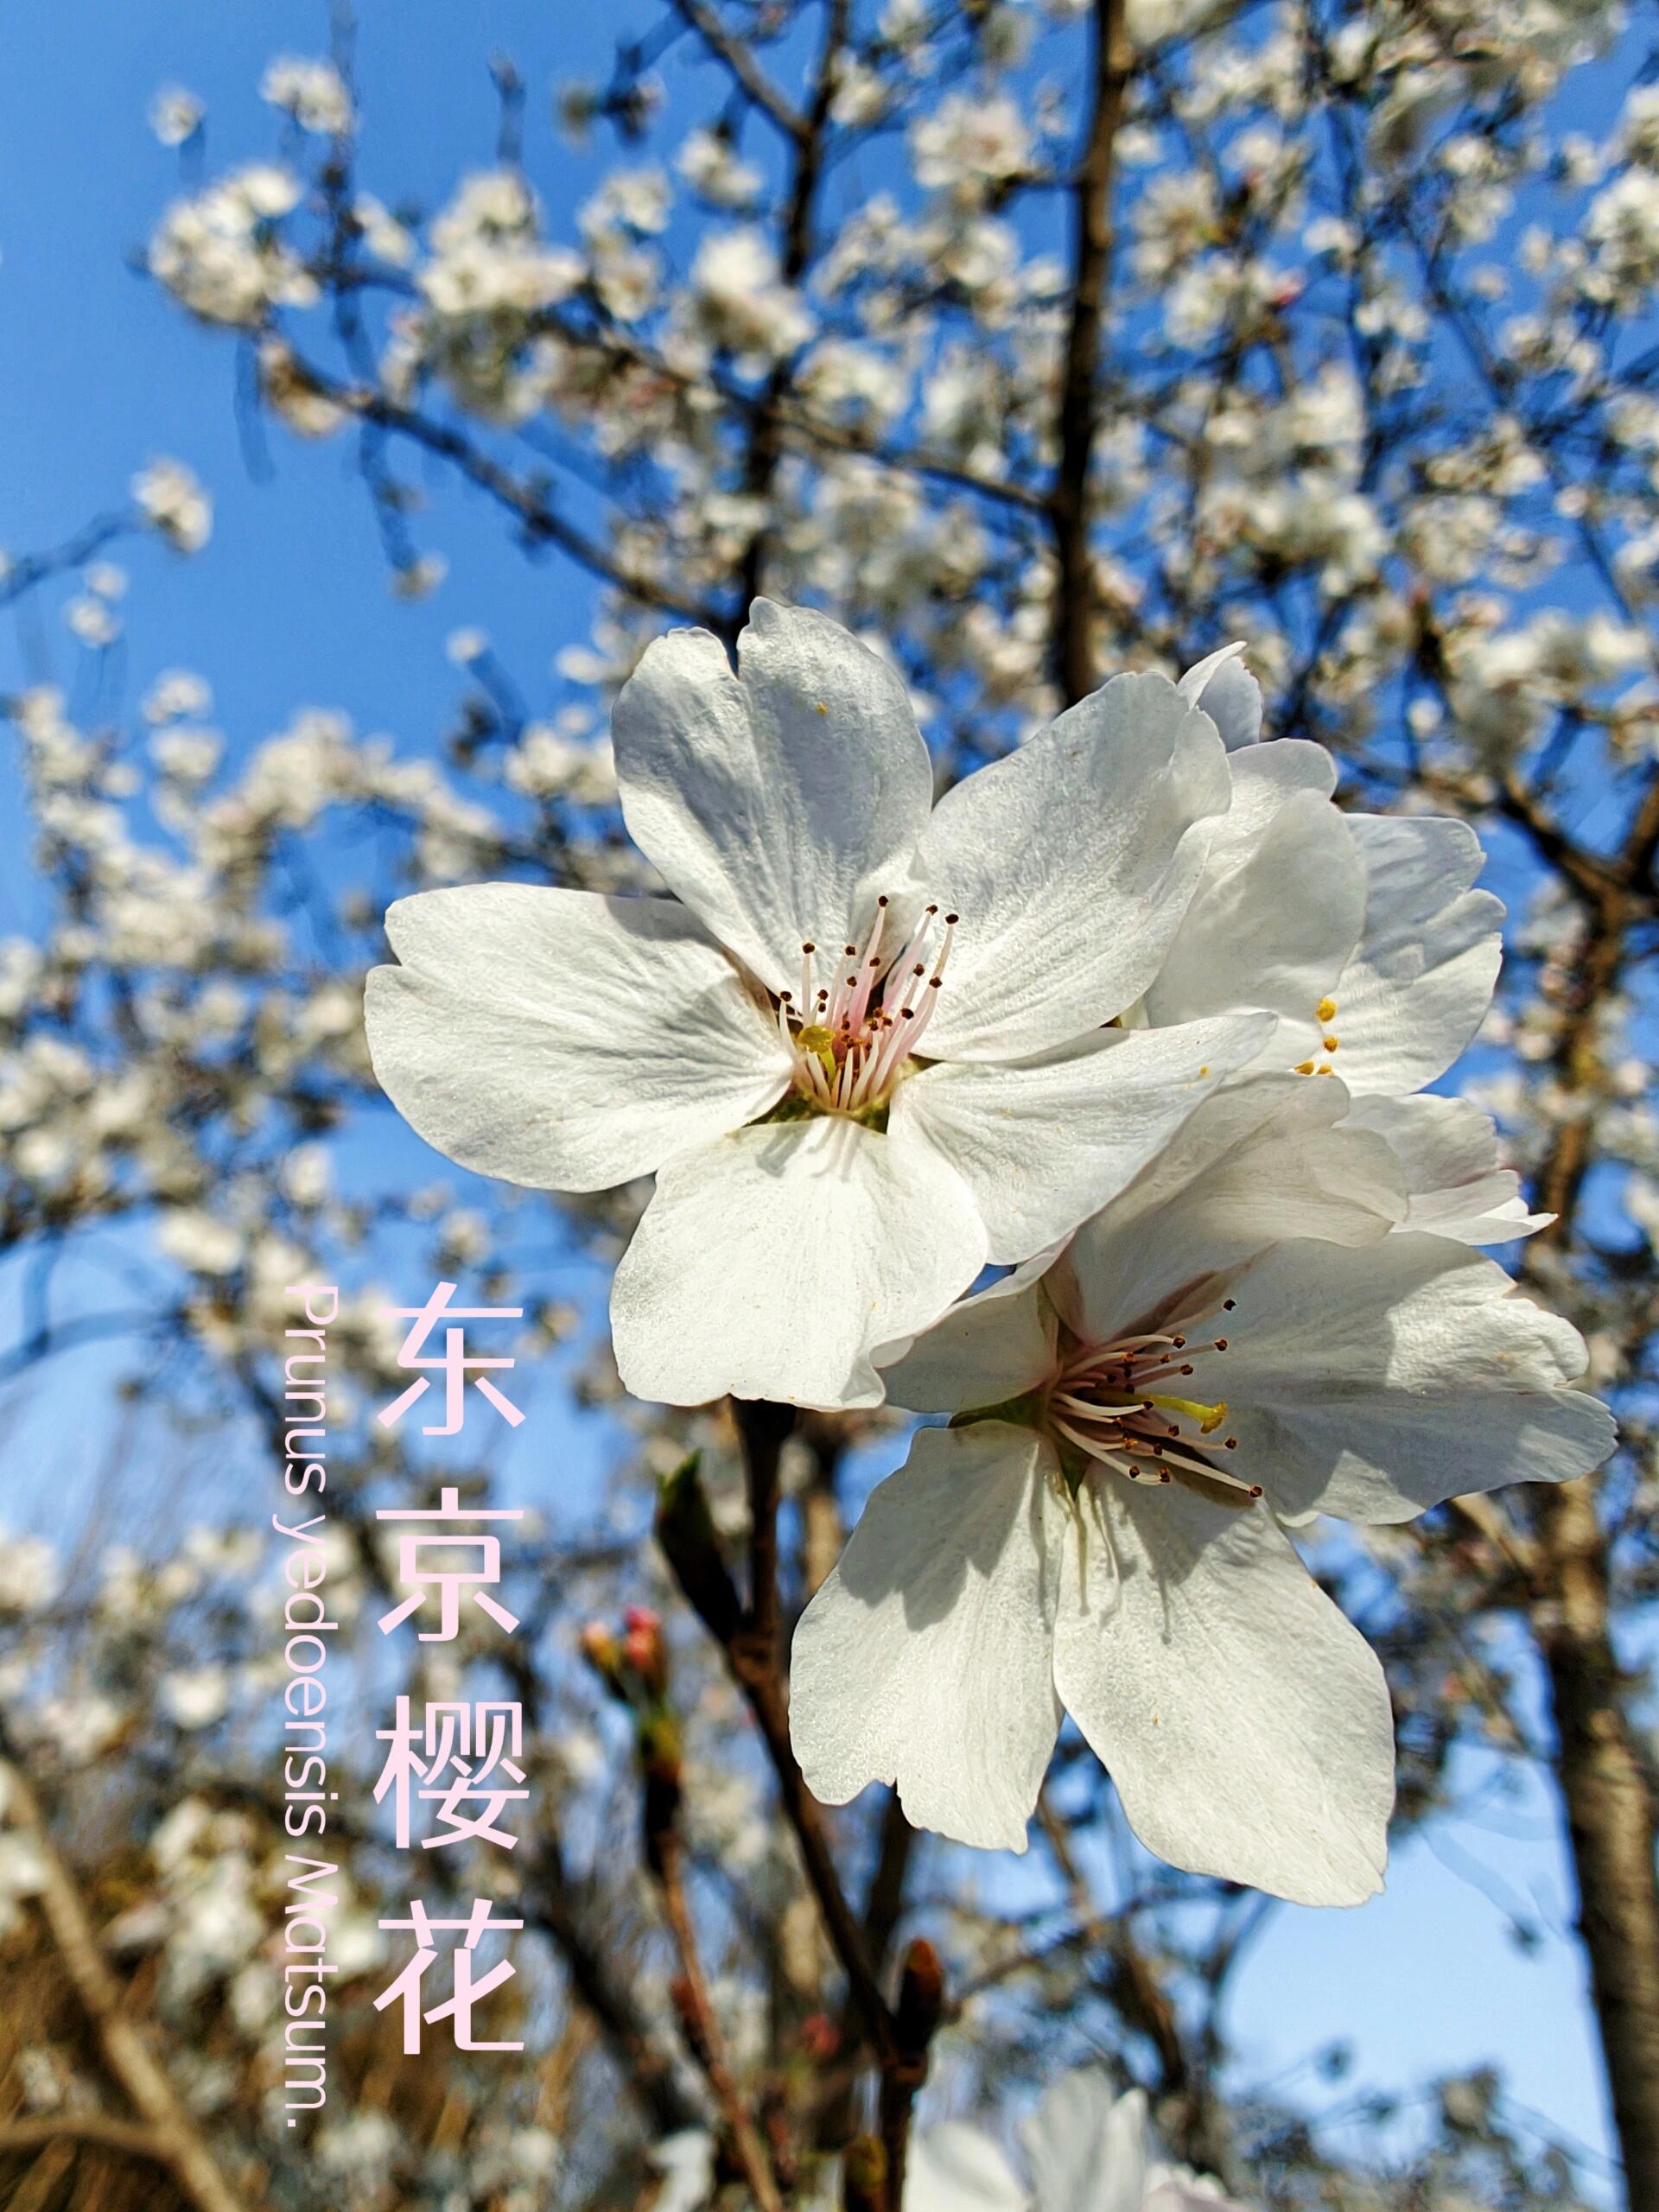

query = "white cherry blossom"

[
  {"left": 366, "top": 601, "right": 1268, "bottom": 1410},
  {"left": 791, "top": 1078, "right": 1613, "bottom": 1901},
  {"left": 1157, "top": 645, "right": 1530, "bottom": 1246},
  {"left": 907, "top": 2070, "right": 1247, "bottom": 2212}
]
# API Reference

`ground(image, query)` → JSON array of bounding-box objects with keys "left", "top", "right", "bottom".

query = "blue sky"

[{"left": 0, "top": 0, "right": 1621, "bottom": 2195}]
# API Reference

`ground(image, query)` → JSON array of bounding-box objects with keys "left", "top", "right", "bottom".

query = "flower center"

[
  {"left": 773, "top": 897, "right": 958, "bottom": 1119},
  {"left": 1044, "top": 1293, "right": 1261, "bottom": 1508}
]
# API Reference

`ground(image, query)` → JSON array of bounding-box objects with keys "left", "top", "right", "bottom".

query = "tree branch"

[
  {"left": 666, "top": 0, "right": 808, "bottom": 143},
  {"left": 656, "top": 1824, "right": 785, "bottom": 2212},
  {"left": 0, "top": 2115, "right": 173, "bottom": 2164},
  {"left": 1525, "top": 768, "right": 1659, "bottom": 2209},
  {"left": 735, "top": 0, "right": 850, "bottom": 616},
  {"left": 289, "top": 359, "right": 728, "bottom": 626},
  {"left": 0, "top": 1745, "right": 250, "bottom": 2212},
  {"left": 1051, "top": 0, "right": 1131, "bottom": 707},
  {"left": 658, "top": 1425, "right": 900, "bottom": 2071}
]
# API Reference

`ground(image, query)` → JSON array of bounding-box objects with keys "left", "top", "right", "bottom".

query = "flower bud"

[
  {"left": 624, "top": 1603, "right": 668, "bottom": 1695},
  {"left": 578, "top": 1620, "right": 625, "bottom": 1697},
  {"left": 893, "top": 1936, "right": 945, "bottom": 2058},
  {"left": 655, "top": 1453, "right": 742, "bottom": 1643}
]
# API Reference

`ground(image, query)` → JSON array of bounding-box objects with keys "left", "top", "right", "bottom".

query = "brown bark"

[
  {"left": 1537, "top": 1474, "right": 1659, "bottom": 2211},
  {"left": 736, "top": 0, "right": 850, "bottom": 618},
  {"left": 1051, "top": 0, "right": 1131, "bottom": 709},
  {"left": 1524, "top": 772, "right": 1659, "bottom": 2209}
]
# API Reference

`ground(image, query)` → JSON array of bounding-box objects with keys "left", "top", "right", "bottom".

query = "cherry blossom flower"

[
  {"left": 149, "top": 167, "right": 315, "bottom": 328},
  {"left": 791, "top": 1078, "right": 1613, "bottom": 1901},
  {"left": 259, "top": 56, "right": 353, "bottom": 137},
  {"left": 907, "top": 2070, "right": 1247, "bottom": 2212},
  {"left": 132, "top": 459, "right": 213, "bottom": 554},
  {"left": 366, "top": 600, "right": 1268, "bottom": 1409},
  {"left": 148, "top": 84, "right": 203, "bottom": 148},
  {"left": 1154, "top": 645, "right": 1536, "bottom": 1244}
]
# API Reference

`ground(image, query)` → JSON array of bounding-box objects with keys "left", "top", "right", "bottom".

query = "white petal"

[
  {"left": 610, "top": 1112, "right": 986, "bottom": 1409},
  {"left": 913, "top": 674, "right": 1230, "bottom": 1062},
  {"left": 1057, "top": 1077, "right": 1404, "bottom": 1346},
  {"left": 1053, "top": 1484, "right": 1394, "bottom": 1906},
  {"left": 790, "top": 1422, "right": 1065, "bottom": 1851},
  {"left": 1211, "top": 736, "right": 1337, "bottom": 808},
  {"left": 365, "top": 886, "right": 790, "bottom": 1192},
  {"left": 1179, "top": 642, "right": 1262, "bottom": 750},
  {"left": 906, "top": 2126, "right": 1028, "bottom": 2212},
  {"left": 1022, "top": 2075, "right": 1147, "bottom": 2212},
  {"left": 1213, "top": 1234, "right": 1617, "bottom": 1522},
  {"left": 1141, "top": 786, "right": 1363, "bottom": 1046},
  {"left": 650, "top": 2133, "right": 717, "bottom": 2212},
  {"left": 1328, "top": 817, "right": 1503, "bottom": 1096},
  {"left": 1342, "top": 1093, "right": 1549, "bottom": 1244},
  {"left": 877, "top": 1249, "right": 1061, "bottom": 1415},
  {"left": 612, "top": 601, "right": 935, "bottom": 995},
  {"left": 898, "top": 1015, "right": 1273, "bottom": 1264}
]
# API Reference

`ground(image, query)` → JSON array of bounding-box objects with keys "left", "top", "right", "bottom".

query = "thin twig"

[
  {"left": 287, "top": 358, "right": 727, "bottom": 627},
  {"left": 657, "top": 1834, "right": 785, "bottom": 2212},
  {"left": 0, "top": 2116, "right": 172, "bottom": 2164},
  {"left": 667, "top": 0, "right": 808, "bottom": 142}
]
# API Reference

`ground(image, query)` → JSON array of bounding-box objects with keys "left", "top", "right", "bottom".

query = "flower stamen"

[
  {"left": 1045, "top": 1294, "right": 1257, "bottom": 1507},
  {"left": 776, "top": 899, "right": 958, "bottom": 1120}
]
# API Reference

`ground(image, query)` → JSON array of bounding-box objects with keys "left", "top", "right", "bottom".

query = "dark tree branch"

[
  {"left": 1525, "top": 766, "right": 1659, "bottom": 2210},
  {"left": 288, "top": 358, "right": 728, "bottom": 626},
  {"left": 666, "top": 0, "right": 809, "bottom": 142},
  {"left": 1051, "top": 0, "right": 1131, "bottom": 707}
]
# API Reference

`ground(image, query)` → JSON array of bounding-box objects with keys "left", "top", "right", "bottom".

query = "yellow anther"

[
  {"left": 1315, "top": 1063, "right": 1335, "bottom": 1076},
  {"left": 1294, "top": 1058, "right": 1316, "bottom": 1076},
  {"left": 1322, "top": 1033, "right": 1340, "bottom": 1052},
  {"left": 816, "top": 701, "right": 829, "bottom": 715},
  {"left": 1316, "top": 996, "right": 1337, "bottom": 1023}
]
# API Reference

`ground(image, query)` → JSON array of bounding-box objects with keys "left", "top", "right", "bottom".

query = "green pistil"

[{"left": 1088, "top": 1386, "right": 1229, "bottom": 1434}]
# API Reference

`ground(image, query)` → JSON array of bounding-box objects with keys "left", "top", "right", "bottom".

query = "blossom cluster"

[{"left": 368, "top": 600, "right": 1613, "bottom": 1909}]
